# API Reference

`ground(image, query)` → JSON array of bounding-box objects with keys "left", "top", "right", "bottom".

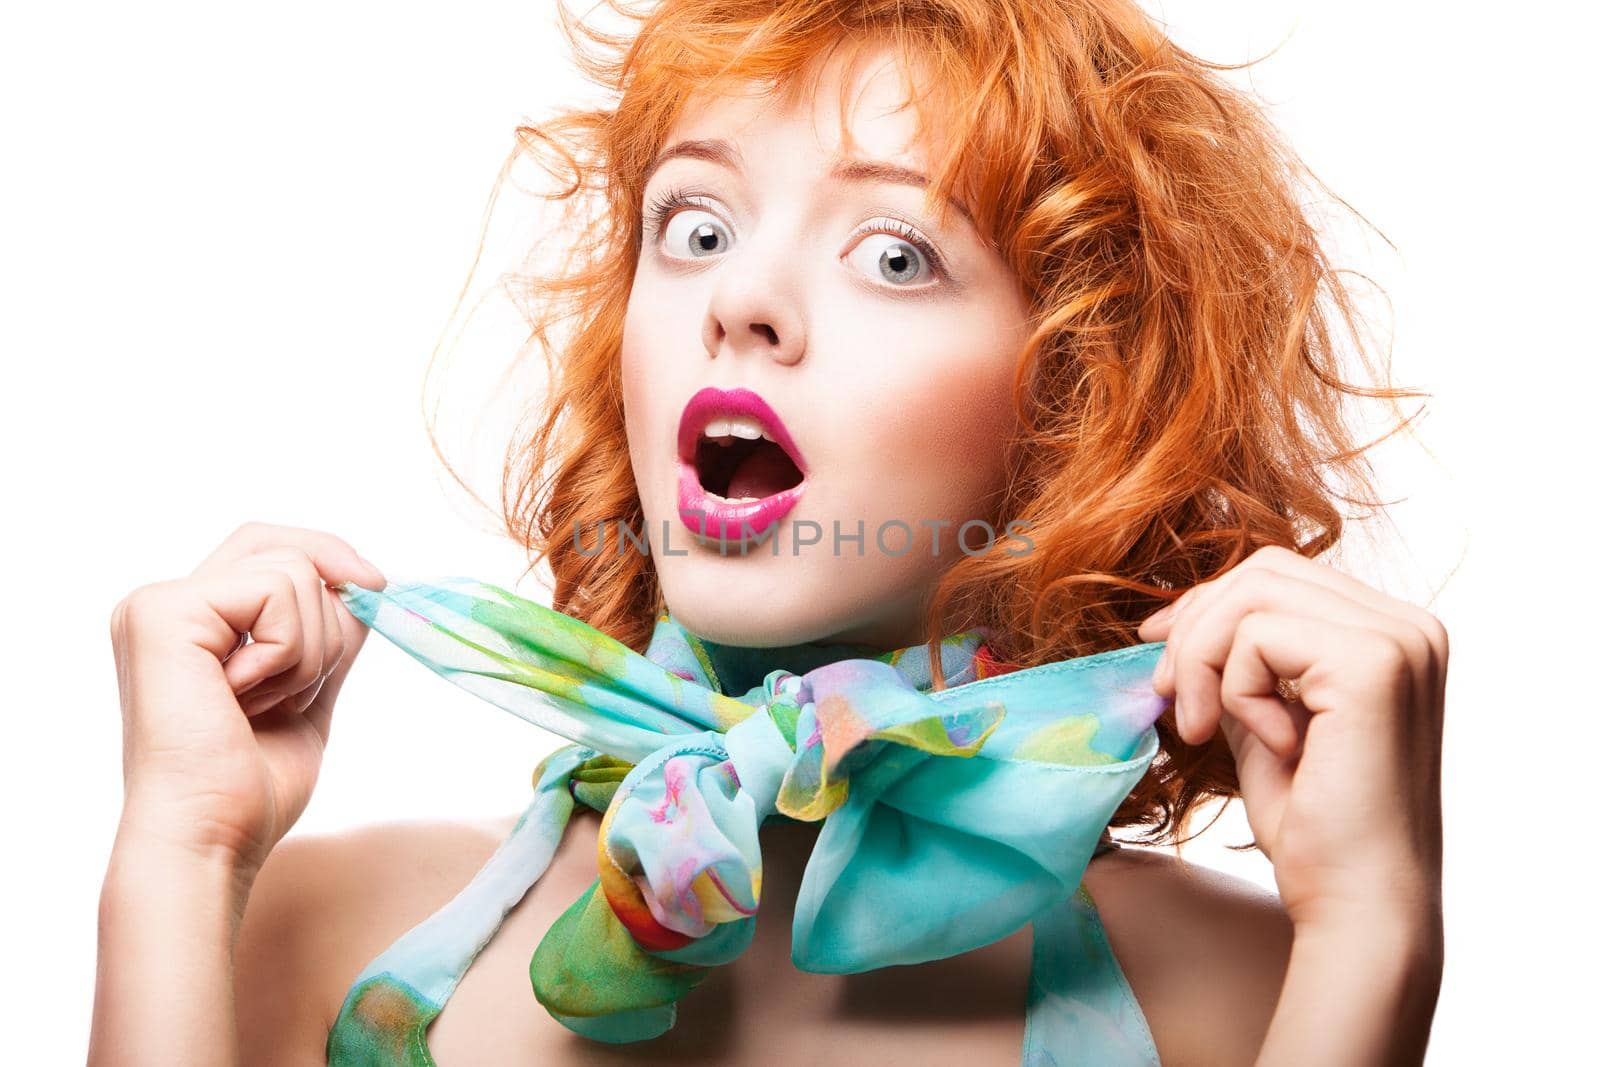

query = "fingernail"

[{"left": 1153, "top": 648, "right": 1170, "bottom": 687}]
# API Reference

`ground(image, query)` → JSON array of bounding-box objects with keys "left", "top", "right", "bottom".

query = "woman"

[{"left": 91, "top": 1, "right": 1447, "bottom": 1063}]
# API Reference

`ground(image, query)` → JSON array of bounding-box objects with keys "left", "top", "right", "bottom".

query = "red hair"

[{"left": 428, "top": 0, "right": 1424, "bottom": 846}]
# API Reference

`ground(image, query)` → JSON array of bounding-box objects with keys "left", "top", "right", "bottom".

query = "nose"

[{"left": 700, "top": 263, "right": 806, "bottom": 367}]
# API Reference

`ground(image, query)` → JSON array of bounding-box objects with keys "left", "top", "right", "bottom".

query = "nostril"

[{"left": 752, "top": 323, "right": 778, "bottom": 345}]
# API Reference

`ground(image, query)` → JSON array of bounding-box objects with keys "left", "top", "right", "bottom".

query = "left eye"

[
  {"left": 661, "top": 208, "right": 733, "bottom": 259},
  {"left": 846, "top": 233, "right": 929, "bottom": 286}
]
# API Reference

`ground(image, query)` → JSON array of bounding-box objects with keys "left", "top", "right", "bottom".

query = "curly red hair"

[{"left": 428, "top": 0, "right": 1423, "bottom": 846}]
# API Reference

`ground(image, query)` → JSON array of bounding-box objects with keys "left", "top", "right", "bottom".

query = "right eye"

[{"left": 660, "top": 206, "right": 734, "bottom": 260}]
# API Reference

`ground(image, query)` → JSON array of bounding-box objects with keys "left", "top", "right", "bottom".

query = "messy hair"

[{"left": 431, "top": 0, "right": 1422, "bottom": 846}]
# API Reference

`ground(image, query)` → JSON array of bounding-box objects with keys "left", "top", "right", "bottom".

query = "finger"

[
  {"left": 281, "top": 584, "right": 346, "bottom": 718},
  {"left": 193, "top": 521, "right": 386, "bottom": 591},
  {"left": 1165, "top": 573, "right": 1409, "bottom": 754},
  {"left": 302, "top": 590, "right": 369, "bottom": 747},
  {"left": 187, "top": 567, "right": 305, "bottom": 672},
  {"left": 263, "top": 552, "right": 327, "bottom": 698},
  {"left": 1162, "top": 565, "right": 1429, "bottom": 750},
  {"left": 1141, "top": 545, "right": 1442, "bottom": 656},
  {"left": 1159, "top": 564, "right": 1408, "bottom": 697},
  {"left": 1243, "top": 546, "right": 1445, "bottom": 643},
  {"left": 1183, "top": 610, "right": 1373, "bottom": 751},
  {"left": 220, "top": 552, "right": 326, "bottom": 697},
  {"left": 1217, "top": 714, "right": 1293, "bottom": 853},
  {"left": 1217, "top": 612, "right": 1315, "bottom": 760},
  {"left": 1138, "top": 582, "right": 1202, "bottom": 641}
]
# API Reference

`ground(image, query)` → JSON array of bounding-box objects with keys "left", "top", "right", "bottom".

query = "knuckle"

[
  {"left": 1399, "top": 626, "right": 1431, "bottom": 668},
  {"left": 1253, "top": 544, "right": 1293, "bottom": 566},
  {"left": 1366, "top": 634, "right": 1409, "bottom": 675},
  {"left": 117, "top": 581, "right": 175, "bottom": 630},
  {"left": 1237, "top": 568, "right": 1276, "bottom": 600},
  {"left": 267, "top": 568, "right": 299, "bottom": 604},
  {"left": 1421, "top": 612, "right": 1449, "bottom": 660},
  {"left": 1235, "top": 610, "right": 1274, "bottom": 644},
  {"left": 287, "top": 548, "right": 322, "bottom": 582},
  {"left": 252, "top": 544, "right": 309, "bottom": 568}
]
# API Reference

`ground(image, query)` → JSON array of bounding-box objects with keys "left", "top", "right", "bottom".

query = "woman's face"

[{"left": 620, "top": 46, "right": 1032, "bottom": 649}]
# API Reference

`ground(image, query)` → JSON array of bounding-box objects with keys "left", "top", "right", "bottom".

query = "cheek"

[
  {"left": 621, "top": 260, "right": 711, "bottom": 397},
  {"left": 619, "top": 328, "right": 646, "bottom": 459},
  {"left": 619, "top": 297, "right": 675, "bottom": 508},
  {"left": 620, "top": 279, "right": 686, "bottom": 454},
  {"left": 825, "top": 310, "right": 1017, "bottom": 521}
]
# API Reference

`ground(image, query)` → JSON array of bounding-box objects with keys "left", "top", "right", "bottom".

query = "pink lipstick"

[{"left": 676, "top": 387, "right": 808, "bottom": 543}]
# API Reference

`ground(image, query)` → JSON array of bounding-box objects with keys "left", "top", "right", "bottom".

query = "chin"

[
  {"left": 655, "top": 552, "right": 831, "bottom": 647},
  {"left": 656, "top": 547, "right": 931, "bottom": 653}
]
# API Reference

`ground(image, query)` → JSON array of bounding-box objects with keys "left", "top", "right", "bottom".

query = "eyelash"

[{"left": 642, "top": 184, "right": 952, "bottom": 281}]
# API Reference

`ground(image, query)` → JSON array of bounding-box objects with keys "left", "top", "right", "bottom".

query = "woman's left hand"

[{"left": 1136, "top": 545, "right": 1448, "bottom": 935}]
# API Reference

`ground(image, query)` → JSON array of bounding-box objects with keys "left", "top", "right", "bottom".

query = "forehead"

[{"left": 658, "top": 44, "right": 934, "bottom": 176}]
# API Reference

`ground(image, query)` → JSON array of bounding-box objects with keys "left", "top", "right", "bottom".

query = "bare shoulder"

[
  {"left": 232, "top": 816, "right": 510, "bottom": 1065},
  {"left": 1081, "top": 845, "right": 1292, "bottom": 1067}
]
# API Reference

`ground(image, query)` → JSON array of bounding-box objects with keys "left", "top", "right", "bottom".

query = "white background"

[{"left": 3, "top": 1, "right": 1593, "bottom": 1061}]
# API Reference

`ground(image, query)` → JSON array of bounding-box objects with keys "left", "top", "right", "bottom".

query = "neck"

[
  {"left": 656, "top": 605, "right": 997, "bottom": 701},
  {"left": 802, "top": 585, "right": 942, "bottom": 650},
  {"left": 690, "top": 629, "right": 891, "bottom": 698}
]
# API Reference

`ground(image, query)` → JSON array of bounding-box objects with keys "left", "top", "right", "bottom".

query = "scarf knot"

[
  {"left": 333, "top": 577, "right": 1170, "bottom": 1046},
  {"left": 590, "top": 655, "right": 1006, "bottom": 963}
]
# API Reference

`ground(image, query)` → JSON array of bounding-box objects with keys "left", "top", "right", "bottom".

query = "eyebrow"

[{"left": 641, "top": 137, "right": 975, "bottom": 228}]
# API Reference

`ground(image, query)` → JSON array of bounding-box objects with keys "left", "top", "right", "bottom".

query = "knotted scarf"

[{"left": 327, "top": 576, "right": 1169, "bottom": 1050}]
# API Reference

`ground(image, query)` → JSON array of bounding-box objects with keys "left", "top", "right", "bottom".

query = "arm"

[
  {"left": 1138, "top": 545, "right": 1449, "bottom": 1064},
  {"left": 91, "top": 831, "right": 254, "bottom": 1066},
  {"left": 1259, "top": 908, "right": 1443, "bottom": 1066},
  {"left": 90, "top": 522, "right": 384, "bottom": 1065},
  {"left": 91, "top": 827, "right": 356, "bottom": 1067}
]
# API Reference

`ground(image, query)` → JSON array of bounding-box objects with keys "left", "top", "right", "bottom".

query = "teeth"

[{"left": 703, "top": 415, "right": 775, "bottom": 443}]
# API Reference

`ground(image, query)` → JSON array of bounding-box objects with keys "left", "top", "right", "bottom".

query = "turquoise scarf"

[{"left": 326, "top": 576, "right": 1168, "bottom": 1053}]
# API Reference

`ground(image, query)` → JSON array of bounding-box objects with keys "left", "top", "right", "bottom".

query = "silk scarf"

[{"left": 330, "top": 576, "right": 1169, "bottom": 1046}]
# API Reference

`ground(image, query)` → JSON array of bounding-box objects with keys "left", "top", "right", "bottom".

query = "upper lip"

[{"left": 676, "top": 387, "right": 809, "bottom": 475}]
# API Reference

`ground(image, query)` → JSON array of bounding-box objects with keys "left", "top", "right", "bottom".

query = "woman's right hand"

[{"left": 108, "top": 521, "right": 387, "bottom": 880}]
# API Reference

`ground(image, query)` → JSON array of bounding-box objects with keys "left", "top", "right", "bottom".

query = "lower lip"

[{"left": 677, "top": 461, "right": 806, "bottom": 542}]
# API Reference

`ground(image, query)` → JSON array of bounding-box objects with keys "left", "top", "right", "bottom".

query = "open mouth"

[
  {"left": 692, "top": 418, "right": 805, "bottom": 501},
  {"left": 676, "top": 387, "right": 808, "bottom": 541}
]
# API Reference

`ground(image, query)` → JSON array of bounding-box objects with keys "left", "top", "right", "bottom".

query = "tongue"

[{"left": 725, "top": 446, "right": 795, "bottom": 500}]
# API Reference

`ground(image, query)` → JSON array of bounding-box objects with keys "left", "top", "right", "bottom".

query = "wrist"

[
  {"left": 115, "top": 787, "right": 269, "bottom": 879},
  {"left": 105, "top": 815, "right": 261, "bottom": 920},
  {"left": 1285, "top": 865, "right": 1443, "bottom": 946},
  {"left": 1292, "top": 904, "right": 1444, "bottom": 982}
]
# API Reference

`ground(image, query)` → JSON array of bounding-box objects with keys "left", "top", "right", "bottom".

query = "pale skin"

[
  {"left": 91, "top": 46, "right": 1446, "bottom": 1067},
  {"left": 619, "top": 47, "right": 1031, "bottom": 650}
]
